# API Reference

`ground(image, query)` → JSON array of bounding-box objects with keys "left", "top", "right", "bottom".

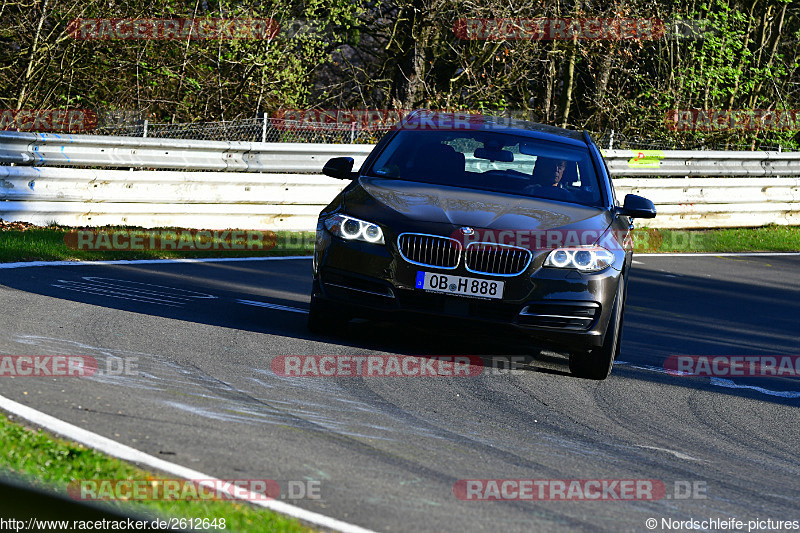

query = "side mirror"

[
  {"left": 617, "top": 194, "right": 656, "bottom": 219},
  {"left": 323, "top": 157, "right": 355, "bottom": 180}
]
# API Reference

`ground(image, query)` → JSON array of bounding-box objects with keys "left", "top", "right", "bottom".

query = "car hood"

[{"left": 345, "top": 177, "right": 612, "bottom": 232}]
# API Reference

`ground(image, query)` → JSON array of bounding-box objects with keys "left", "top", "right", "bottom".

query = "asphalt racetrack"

[{"left": 0, "top": 255, "right": 798, "bottom": 532}]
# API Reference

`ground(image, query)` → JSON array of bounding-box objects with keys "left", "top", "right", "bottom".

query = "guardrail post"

[
  {"left": 142, "top": 119, "right": 148, "bottom": 138},
  {"left": 262, "top": 112, "right": 267, "bottom": 144}
]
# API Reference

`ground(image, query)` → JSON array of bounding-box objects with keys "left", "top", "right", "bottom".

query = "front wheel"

[{"left": 569, "top": 273, "right": 625, "bottom": 380}]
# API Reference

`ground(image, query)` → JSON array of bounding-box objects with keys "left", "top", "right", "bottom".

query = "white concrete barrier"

[{"left": 1, "top": 132, "right": 799, "bottom": 229}]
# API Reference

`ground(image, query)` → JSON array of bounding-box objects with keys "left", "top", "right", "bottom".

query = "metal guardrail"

[
  {"left": 613, "top": 177, "right": 800, "bottom": 228},
  {"left": 0, "top": 131, "right": 373, "bottom": 172},
  {"left": 603, "top": 149, "right": 800, "bottom": 177},
  {"left": 0, "top": 166, "right": 342, "bottom": 230},
  {"left": 2, "top": 132, "right": 800, "bottom": 176},
  {"left": 1, "top": 132, "right": 799, "bottom": 230}
]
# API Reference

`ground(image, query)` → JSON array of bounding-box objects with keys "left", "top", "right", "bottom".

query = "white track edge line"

[
  {"left": 0, "top": 394, "right": 377, "bottom": 533},
  {"left": 0, "top": 256, "right": 314, "bottom": 269}
]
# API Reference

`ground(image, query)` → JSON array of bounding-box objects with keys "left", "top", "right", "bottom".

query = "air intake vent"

[
  {"left": 397, "top": 233, "right": 461, "bottom": 269},
  {"left": 465, "top": 243, "right": 532, "bottom": 276},
  {"left": 518, "top": 301, "right": 600, "bottom": 330}
]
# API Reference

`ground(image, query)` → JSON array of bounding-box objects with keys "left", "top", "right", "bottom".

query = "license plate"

[{"left": 415, "top": 271, "right": 504, "bottom": 299}]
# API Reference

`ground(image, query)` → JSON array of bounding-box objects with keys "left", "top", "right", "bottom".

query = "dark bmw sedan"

[{"left": 309, "top": 111, "right": 656, "bottom": 379}]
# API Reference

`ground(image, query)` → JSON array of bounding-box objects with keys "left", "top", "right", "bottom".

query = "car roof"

[{"left": 399, "top": 110, "right": 588, "bottom": 146}]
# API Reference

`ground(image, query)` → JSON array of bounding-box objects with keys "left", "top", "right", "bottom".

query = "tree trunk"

[
  {"left": 16, "top": 0, "right": 50, "bottom": 108},
  {"left": 543, "top": 50, "right": 556, "bottom": 123},
  {"left": 749, "top": 2, "right": 787, "bottom": 109},
  {"left": 389, "top": 0, "right": 427, "bottom": 109},
  {"left": 727, "top": 0, "right": 759, "bottom": 108},
  {"left": 559, "top": 43, "right": 577, "bottom": 128}
]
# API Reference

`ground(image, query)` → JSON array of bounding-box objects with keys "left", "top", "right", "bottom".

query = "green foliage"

[
  {"left": 0, "top": 0, "right": 362, "bottom": 121},
  {"left": 0, "top": 0, "right": 796, "bottom": 148}
]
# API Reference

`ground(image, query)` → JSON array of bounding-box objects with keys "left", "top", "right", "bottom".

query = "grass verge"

[
  {"left": 0, "top": 412, "right": 311, "bottom": 532},
  {"left": 1, "top": 223, "right": 798, "bottom": 263},
  {"left": 0, "top": 225, "right": 314, "bottom": 263},
  {"left": 632, "top": 226, "right": 800, "bottom": 253}
]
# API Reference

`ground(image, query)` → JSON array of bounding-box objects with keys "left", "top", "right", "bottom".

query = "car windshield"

[{"left": 367, "top": 130, "right": 603, "bottom": 207}]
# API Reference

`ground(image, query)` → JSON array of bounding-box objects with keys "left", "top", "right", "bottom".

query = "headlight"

[
  {"left": 543, "top": 246, "right": 614, "bottom": 272},
  {"left": 324, "top": 214, "right": 384, "bottom": 245}
]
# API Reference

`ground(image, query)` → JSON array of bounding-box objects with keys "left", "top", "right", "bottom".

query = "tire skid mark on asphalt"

[
  {"left": 519, "top": 371, "right": 799, "bottom": 516},
  {"left": 256, "top": 375, "right": 598, "bottom": 527},
  {"left": 158, "top": 400, "right": 281, "bottom": 425},
  {"left": 249, "top": 373, "right": 429, "bottom": 425},
  {"left": 680, "top": 387, "right": 800, "bottom": 479},
  {"left": 8, "top": 334, "right": 176, "bottom": 391},
  {"left": 633, "top": 445, "right": 708, "bottom": 462},
  {"left": 143, "top": 355, "right": 605, "bottom": 517},
  {"left": 8, "top": 333, "right": 404, "bottom": 437},
  {"left": 252, "top": 364, "right": 613, "bottom": 458},
  {"left": 251, "top": 375, "right": 397, "bottom": 415},
  {"left": 614, "top": 361, "right": 800, "bottom": 399},
  {"left": 236, "top": 299, "right": 308, "bottom": 314},
  {"left": 241, "top": 370, "right": 443, "bottom": 439},
  {"left": 126, "top": 351, "right": 436, "bottom": 440},
  {"left": 610, "top": 353, "right": 800, "bottom": 475},
  {"left": 50, "top": 276, "right": 217, "bottom": 308},
  {"left": 329, "top": 370, "right": 613, "bottom": 477},
  {"left": 10, "top": 334, "right": 153, "bottom": 357},
  {"left": 500, "top": 373, "right": 702, "bottom": 471},
  {"left": 149, "top": 367, "right": 583, "bottom": 527},
  {"left": 161, "top": 398, "right": 398, "bottom": 441}
]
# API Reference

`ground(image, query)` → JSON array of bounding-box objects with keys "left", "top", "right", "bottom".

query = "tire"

[
  {"left": 569, "top": 273, "right": 625, "bottom": 380},
  {"left": 307, "top": 294, "right": 350, "bottom": 336}
]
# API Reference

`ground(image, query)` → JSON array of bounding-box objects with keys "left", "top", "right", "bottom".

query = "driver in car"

[
  {"left": 522, "top": 157, "right": 570, "bottom": 198},
  {"left": 535, "top": 158, "right": 567, "bottom": 187}
]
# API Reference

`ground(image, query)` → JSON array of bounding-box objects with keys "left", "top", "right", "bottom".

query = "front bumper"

[{"left": 312, "top": 226, "right": 622, "bottom": 351}]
